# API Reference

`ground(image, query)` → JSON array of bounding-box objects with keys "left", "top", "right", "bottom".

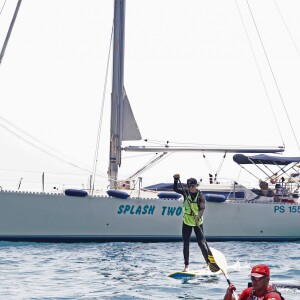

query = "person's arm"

[
  {"left": 193, "top": 193, "right": 205, "bottom": 224},
  {"left": 173, "top": 174, "right": 185, "bottom": 196},
  {"left": 198, "top": 193, "right": 205, "bottom": 218},
  {"left": 265, "top": 291, "right": 282, "bottom": 300},
  {"left": 224, "top": 284, "right": 238, "bottom": 300}
]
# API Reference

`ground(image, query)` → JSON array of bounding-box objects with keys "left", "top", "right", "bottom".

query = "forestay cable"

[
  {"left": 246, "top": 0, "right": 300, "bottom": 152},
  {"left": 91, "top": 23, "right": 114, "bottom": 195},
  {"left": 0, "top": 0, "right": 8, "bottom": 15},
  {"left": 0, "top": 0, "right": 22, "bottom": 64},
  {"left": 0, "top": 115, "right": 92, "bottom": 173},
  {"left": 274, "top": 0, "right": 300, "bottom": 58},
  {"left": 235, "top": 0, "right": 284, "bottom": 146}
]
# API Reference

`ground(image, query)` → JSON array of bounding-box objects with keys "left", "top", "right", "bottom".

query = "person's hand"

[
  {"left": 226, "top": 284, "right": 236, "bottom": 295},
  {"left": 173, "top": 174, "right": 180, "bottom": 180},
  {"left": 195, "top": 216, "right": 200, "bottom": 225}
]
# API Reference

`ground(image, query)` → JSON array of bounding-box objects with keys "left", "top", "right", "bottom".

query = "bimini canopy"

[{"left": 233, "top": 154, "right": 300, "bottom": 165}]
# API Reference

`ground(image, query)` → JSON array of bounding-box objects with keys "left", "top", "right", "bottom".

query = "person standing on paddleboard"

[
  {"left": 173, "top": 174, "right": 219, "bottom": 273},
  {"left": 224, "top": 264, "right": 284, "bottom": 300}
]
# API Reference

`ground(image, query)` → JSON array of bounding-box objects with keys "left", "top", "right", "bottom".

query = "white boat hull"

[{"left": 0, "top": 190, "right": 299, "bottom": 242}]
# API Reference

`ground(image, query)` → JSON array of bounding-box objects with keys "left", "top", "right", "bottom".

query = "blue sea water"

[{"left": 0, "top": 241, "right": 299, "bottom": 299}]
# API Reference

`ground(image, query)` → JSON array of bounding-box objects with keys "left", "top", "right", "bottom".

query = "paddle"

[
  {"left": 210, "top": 247, "right": 239, "bottom": 300},
  {"left": 178, "top": 178, "right": 220, "bottom": 273}
]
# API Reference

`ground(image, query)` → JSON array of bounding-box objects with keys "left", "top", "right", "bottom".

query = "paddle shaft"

[{"left": 223, "top": 272, "right": 239, "bottom": 300}]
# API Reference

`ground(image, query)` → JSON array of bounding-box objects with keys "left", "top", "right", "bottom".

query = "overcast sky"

[{"left": 0, "top": 0, "right": 299, "bottom": 191}]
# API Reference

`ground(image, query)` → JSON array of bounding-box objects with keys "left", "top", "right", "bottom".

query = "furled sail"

[{"left": 122, "top": 90, "right": 141, "bottom": 141}]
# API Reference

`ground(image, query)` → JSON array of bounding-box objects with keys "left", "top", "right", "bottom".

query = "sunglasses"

[
  {"left": 187, "top": 185, "right": 196, "bottom": 188},
  {"left": 250, "top": 276, "right": 267, "bottom": 282}
]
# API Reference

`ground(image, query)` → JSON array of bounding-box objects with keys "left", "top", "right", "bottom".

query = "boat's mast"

[{"left": 109, "top": 0, "right": 126, "bottom": 189}]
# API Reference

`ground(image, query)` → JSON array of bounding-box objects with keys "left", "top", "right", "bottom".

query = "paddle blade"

[
  {"left": 210, "top": 247, "right": 228, "bottom": 273},
  {"left": 210, "top": 248, "right": 238, "bottom": 300}
]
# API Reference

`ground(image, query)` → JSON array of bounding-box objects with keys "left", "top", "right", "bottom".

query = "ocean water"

[{"left": 0, "top": 241, "right": 299, "bottom": 299}]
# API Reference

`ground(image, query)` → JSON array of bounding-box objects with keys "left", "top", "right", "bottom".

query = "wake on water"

[{"left": 169, "top": 260, "right": 300, "bottom": 297}]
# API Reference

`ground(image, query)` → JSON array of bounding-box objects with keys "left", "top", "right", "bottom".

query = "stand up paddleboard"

[
  {"left": 168, "top": 271, "right": 199, "bottom": 279},
  {"left": 168, "top": 266, "right": 221, "bottom": 279}
]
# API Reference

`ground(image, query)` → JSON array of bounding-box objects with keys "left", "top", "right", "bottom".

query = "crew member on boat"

[
  {"left": 259, "top": 181, "right": 274, "bottom": 197},
  {"left": 173, "top": 174, "right": 219, "bottom": 273}
]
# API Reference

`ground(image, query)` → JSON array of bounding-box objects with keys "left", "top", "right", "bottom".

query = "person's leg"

[
  {"left": 194, "top": 225, "right": 220, "bottom": 272},
  {"left": 182, "top": 222, "right": 192, "bottom": 271},
  {"left": 194, "top": 224, "right": 209, "bottom": 264}
]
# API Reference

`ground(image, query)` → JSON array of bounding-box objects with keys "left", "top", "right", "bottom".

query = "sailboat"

[{"left": 0, "top": 0, "right": 300, "bottom": 242}]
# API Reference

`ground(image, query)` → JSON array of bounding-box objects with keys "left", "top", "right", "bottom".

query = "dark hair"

[{"left": 259, "top": 181, "right": 268, "bottom": 189}]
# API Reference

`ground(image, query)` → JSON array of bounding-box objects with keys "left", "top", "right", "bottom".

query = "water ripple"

[{"left": 0, "top": 242, "right": 299, "bottom": 299}]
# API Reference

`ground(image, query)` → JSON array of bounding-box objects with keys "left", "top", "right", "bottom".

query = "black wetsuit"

[{"left": 173, "top": 179, "right": 210, "bottom": 266}]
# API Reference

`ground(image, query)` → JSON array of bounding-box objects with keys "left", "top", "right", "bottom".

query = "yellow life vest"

[{"left": 183, "top": 192, "right": 203, "bottom": 226}]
